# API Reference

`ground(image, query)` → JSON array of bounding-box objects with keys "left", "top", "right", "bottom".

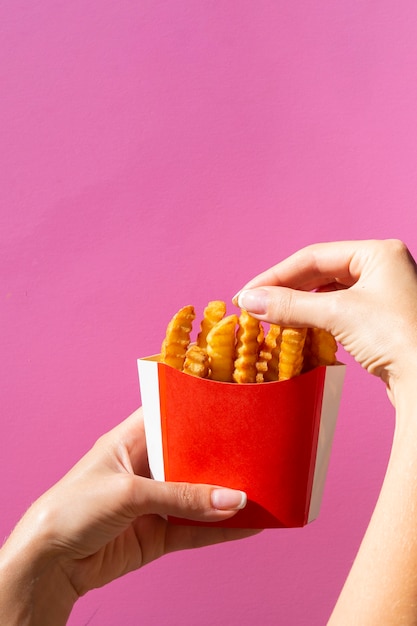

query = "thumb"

[
  {"left": 137, "top": 477, "right": 248, "bottom": 523},
  {"left": 236, "top": 286, "right": 338, "bottom": 331}
]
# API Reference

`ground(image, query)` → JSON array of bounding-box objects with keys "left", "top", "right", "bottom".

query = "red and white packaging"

[{"left": 138, "top": 355, "right": 345, "bottom": 528}]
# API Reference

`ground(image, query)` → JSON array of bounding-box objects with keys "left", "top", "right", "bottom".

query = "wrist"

[
  {"left": 0, "top": 506, "right": 77, "bottom": 626},
  {"left": 385, "top": 351, "right": 417, "bottom": 407},
  {"left": 329, "top": 372, "right": 417, "bottom": 625}
]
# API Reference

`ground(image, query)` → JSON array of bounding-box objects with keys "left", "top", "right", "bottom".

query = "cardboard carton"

[{"left": 138, "top": 355, "right": 345, "bottom": 528}]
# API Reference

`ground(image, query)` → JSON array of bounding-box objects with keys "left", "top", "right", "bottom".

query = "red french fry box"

[{"left": 138, "top": 355, "right": 345, "bottom": 529}]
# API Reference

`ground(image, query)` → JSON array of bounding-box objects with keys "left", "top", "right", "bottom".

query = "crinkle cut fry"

[
  {"left": 160, "top": 305, "right": 195, "bottom": 370},
  {"left": 159, "top": 301, "right": 337, "bottom": 382},
  {"left": 206, "top": 314, "right": 238, "bottom": 382},
  {"left": 304, "top": 327, "right": 338, "bottom": 369},
  {"left": 197, "top": 300, "right": 226, "bottom": 349},
  {"left": 233, "top": 310, "right": 263, "bottom": 383},
  {"left": 279, "top": 326, "right": 307, "bottom": 381},
  {"left": 256, "top": 324, "right": 281, "bottom": 382},
  {"left": 183, "top": 344, "right": 210, "bottom": 378}
]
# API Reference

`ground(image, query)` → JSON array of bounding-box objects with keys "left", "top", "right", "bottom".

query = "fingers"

[
  {"left": 231, "top": 240, "right": 364, "bottom": 330},
  {"left": 92, "top": 408, "right": 150, "bottom": 477},
  {"left": 164, "top": 524, "right": 261, "bottom": 555},
  {"left": 231, "top": 239, "right": 417, "bottom": 382},
  {"left": 116, "top": 408, "right": 149, "bottom": 476},
  {"left": 135, "top": 512, "right": 260, "bottom": 568},
  {"left": 237, "top": 240, "right": 369, "bottom": 293},
  {"left": 96, "top": 420, "right": 248, "bottom": 524},
  {"left": 131, "top": 475, "right": 248, "bottom": 523},
  {"left": 232, "top": 239, "right": 393, "bottom": 332},
  {"left": 134, "top": 479, "right": 257, "bottom": 564},
  {"left": 235, "top": 285, "right": 341, "bottom": 332}
]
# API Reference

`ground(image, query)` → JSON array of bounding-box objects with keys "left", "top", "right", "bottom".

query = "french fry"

[
  {"left": 160, "top": 305, "right": 195, "bottom": 370},
  {"left": 206, "top": 314, "right": 238, "bottom": 382},
  {"left": 278, "top": 327, "right": 307, "bottom": 381},
  {"left": 183, "top": 344, "right": 210, "bottom": 378},
  {"left": 304, "top": 327, "right": 337, "bottom": 370},
  {"left": 197, "top": 300, "right": 226, "bottom": 349},
  {"left": 233, "top": 310, "right": 263, "bottom": 383},
  {"left": 159, "top": 301, "right": 337, "bottom": 383},
  {"left": 256, "top": 324, "right": 282, "bottom": 382}
]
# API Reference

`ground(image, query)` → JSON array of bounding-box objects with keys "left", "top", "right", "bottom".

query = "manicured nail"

[
  {"left": 237, "top": 289, "right": 268, "bottom": 315},
  {"left": 211, "top": 488, "right": 247, "bottom": 511}
]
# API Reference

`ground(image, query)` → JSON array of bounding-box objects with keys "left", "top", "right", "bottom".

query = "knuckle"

[
  {"left": 381, "top": 238, "right": 409, "bottom": 258},
  {"left": 176, "top": 483, "right": 202, "bottom": 512},
  {"left": 119, "top": 474, "right": 141, "bottom": 511}
]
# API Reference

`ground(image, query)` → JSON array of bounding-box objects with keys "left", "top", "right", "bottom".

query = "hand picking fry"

[
  {"left": 206, "top": 314, "right": 239, "bottom": 382},
  {"left": 160, "top": 305, "right": 195, "bottom": 370},
  {"left": 197, "top": 300, "right": 227, "bottom": 349},
  {"left": 279, "top": 327, "right": 308, "bottom": 381},
  {"left": 233, "top": 310, "right": 264, "bottom": 383},
  {"left": 183, "top": 344, "right": 210, "bottom": 378}
]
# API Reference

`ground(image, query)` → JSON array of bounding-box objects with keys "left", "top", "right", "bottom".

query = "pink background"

[{"left": 1, "top": 2, "right": 417, "bottom": 624}]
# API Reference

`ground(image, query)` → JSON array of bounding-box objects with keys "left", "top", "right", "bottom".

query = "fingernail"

[
  {"left": 236, "top": 289, "right": 268, "bottom": 315},
  {"left": 211, "top": 488, "right": 247, "bottom": 511}
]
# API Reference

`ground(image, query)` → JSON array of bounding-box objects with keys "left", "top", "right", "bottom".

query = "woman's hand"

[
  {"left": 234, "top": 239, "right": 417, "bottom": 405},
  {"left": 235, "top": 238, "right": 417, "bottom": 624},
  {"left": 0, "top": 408, "right": 255, "bottom": 625}
]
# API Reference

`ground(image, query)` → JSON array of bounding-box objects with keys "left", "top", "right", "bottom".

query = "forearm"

[
  {"left": 0, "top": 508, "right": 77, "bottom": 626},
  {"left": 329, "top": 379, "right": 417, "bottom": 625}
]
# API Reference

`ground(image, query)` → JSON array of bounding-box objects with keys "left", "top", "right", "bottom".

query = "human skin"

[
  {"left": 235, "top": 239, "right": 417, "bottom": 624},
  {"left": 4, "top": 238, "right": 417, "bottom": 625},
  {"left": 0, "top": 409, "right": 255, "bottom": 626}
]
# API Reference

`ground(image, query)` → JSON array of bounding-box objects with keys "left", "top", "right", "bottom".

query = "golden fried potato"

[
  {"left": 206, "top": 314, "right": 238, "bottom": 382},
  {"left": 278, "top": 327, "right": 307, "bottom": 381},
  {"left": 159, "top": 299, "right": 337, "bottom": 384},
  {"left": 304, "top": 327, "right": 337, "bottom": 370},
  {"left": 233, "top": 310, "right": 264, "bottom": 383},
  {"left": 183, "top": 344, "right": 210, "bottom": 378},
  {"left": 256, "top": 324, "right": 282, "bottom": 382},
  {"left": 160, "top": 305, "right": 195, "bottom": 370},
  {"left": 196, "top": 300, "right": 227, "bottom": 349}
]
